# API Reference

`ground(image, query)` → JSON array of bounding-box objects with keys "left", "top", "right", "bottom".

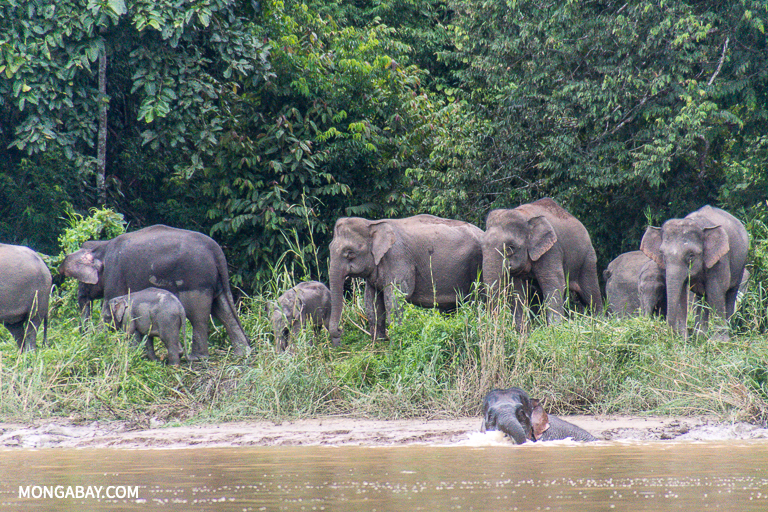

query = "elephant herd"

[{"left": 0, "top": 199, "right": 750, "bottom": 361}]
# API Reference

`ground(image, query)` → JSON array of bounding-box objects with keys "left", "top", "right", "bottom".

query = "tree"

[{"left": 416, "top": 0, "right": 768, "bottom": 265}]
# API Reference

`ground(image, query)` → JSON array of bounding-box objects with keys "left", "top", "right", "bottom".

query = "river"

[{"left": 2, "top": 439, "right": 768, "bottom": 510}]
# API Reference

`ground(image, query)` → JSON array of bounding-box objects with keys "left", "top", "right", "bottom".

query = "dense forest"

[{"left": 2, "top": 0, "right": 767, "bottom": 292}]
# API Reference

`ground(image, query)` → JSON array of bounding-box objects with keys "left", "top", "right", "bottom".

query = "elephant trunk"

[
  {"left": 665, "top": 272, "right": 689, "bottom": 338},
  {"left": 492, "top": 404, "right": 530, "bottom": 444},
  {"left": 329, "top": 260, "right": 347, "bottom": 346}
]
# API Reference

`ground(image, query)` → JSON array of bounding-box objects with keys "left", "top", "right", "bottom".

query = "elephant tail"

[
  {"left": 43, "top": 314, "right": 48, "bottom": 347},
  {"left": 212, "top": 245, "right": 251, "bottom": 353}
]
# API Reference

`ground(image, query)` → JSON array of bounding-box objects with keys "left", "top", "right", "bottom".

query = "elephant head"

[
  {"left": 638, "top": 259, "right": 666, "bottom": 316},
  {"left": 481, "top": 387, "right": 547, "bottom": 444},
  {"left": 59, "top": 240, "right": 109, "bottom": 285},
  {"left": 640, "top": 219, "right": 729, "bottom": 336},
  {"left": 328, "top": 217, "right": 396, "bottom": 346},
  {"left": 482, "top": 209, "right": 557, "bottom": 297},
  {"left": 103, "top": 296, "right": 130, "bottom": 329}
]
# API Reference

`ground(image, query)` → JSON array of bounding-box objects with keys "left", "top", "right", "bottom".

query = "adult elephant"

[
  {"left": 482, "top": 198, "right": 602, "bottom": 330},
  {"left": 59, "top": 225, "right": 250, "bottom": 360},
  {"left": 640, "top": 205, "right": 749, "bottom": 340},
  {"left": 604, "top": 251, "right": 666, "bottom": 317},
  {"left": 328, "top": 215, "right": 484, "bottom": 346},
  {"left": 0, "top": 243, "right": 52, "bottom": 351}
]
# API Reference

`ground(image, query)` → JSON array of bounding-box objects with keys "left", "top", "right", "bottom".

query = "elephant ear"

[
  {"left": 530, "top": 400, "right": 550, "bottom": 441},
  {"left": 110, "top": 298, "right": 128, "bottom": 326},
  {"left": 371, "top": 223, "right": 397, "bottom": 266},
  {"left": 640, "top": 227, "right": 664, "bottom": 269},
  {"left": 703, "top": 226, "right": 730, "bottom": 269},
  {"left": 527, "top": 216, "right": 557, "bottom": 261},
  {"left": 59, "top": 249, "right": 103, "bottom": 285}
]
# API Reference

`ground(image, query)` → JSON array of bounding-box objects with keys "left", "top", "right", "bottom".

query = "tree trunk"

[{"left": 96, "top": 36, "right": 108, "bottom": 206}]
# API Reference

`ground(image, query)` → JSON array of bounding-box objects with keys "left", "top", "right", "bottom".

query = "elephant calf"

[
  {"left": 604, "top": 251, "right": 666, "bottom": 317},
  {"left": 103, "top": 287, "right": 187, "bottom": 365},
  {"left": 270, "top": 281, "right": 332, "bottom": 351},
  {"left": 481, "top": 387, "right": 597, "bottom": 443}
]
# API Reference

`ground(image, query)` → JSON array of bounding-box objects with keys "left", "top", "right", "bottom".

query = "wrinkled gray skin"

[
  {"left": 329, "top": 215, "right": 483, "bottom": 346},
  {"left": 531, "top": 403, "right": 597, "bottom": 442},
  {"left": 480, "top": 388, "right": 536, "bottom": 444},
  {"left": 604, "top": 251, "right": 666, "bottom": 317},
  {"left": 482, "top": 198, "right": 603, "bottom": 331},
  {"left": 60, "top": 225, "right": 250, "bottom": 360},
  {"left": 481, "top": 387, "right": 597, "bottom": 443},
  {"left": 0, "top": 243, "right": 52, "bottom": 351},
  {"left": 103, "top": 288, "right": 186, "bottom": 366},
  {"left": 638, "top": 259, "right": 667, "bottom": 316},
  {"left": 640, "top": 206, "right": 749, "bottom": 340},
  {"left": 270, "top": 281, "right": 331, "bottom": 351}
]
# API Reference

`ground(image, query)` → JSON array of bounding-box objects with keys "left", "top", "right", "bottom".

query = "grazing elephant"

[
  {"left": 59, "top": 225, "right": 250, "bottom": 360},
  {"left": 482, "top": 198, "right": 603, "bottom": 330},
  {"left": 270, "top": 281, "right": 332, "bottom": 352},
  {"left": 604, "top": 251, "right": 666, "bottom": 317},
  {"left": 328, "top": 214, "right": 483, "bottom": 346},
  {"left": 640, "top": 206, "right": 749, "bottom": 340},
  {"left": 0, "top": 243, "right": 52, "bottom": 351},
  {"left": 103, "top": 288, "right": 187, "bottom": 365},
  {"left": 481, "top": 388, "right": 597, "bottom": 443}
]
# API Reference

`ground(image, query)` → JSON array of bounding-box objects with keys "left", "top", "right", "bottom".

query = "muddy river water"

[{"left": 2, "top": 439, "right": 768, "bottom": 511}]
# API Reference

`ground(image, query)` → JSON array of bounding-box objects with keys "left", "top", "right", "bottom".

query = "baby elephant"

[
  {"left": 270, "top": 281, "right": 331, "bottom": 351},
  {"left": 103, "top": 287, "right": 186, "bottom": 365}
]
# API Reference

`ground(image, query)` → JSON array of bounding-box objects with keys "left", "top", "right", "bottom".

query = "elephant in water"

[
  {"left": 103, "top": 287, "right": 187, "bottom": 365},
  {"left": 328, "top": 214, "right": 483, "bottom": 346},
  {"left": 0, "top": 243, "right": 52, "bottom": 351},
  {"left": 270, "top": 281, "right": 332, "bottom": 351},
  {"left": 481, "top": 388, "right": 597, "bottom": 443},
  {"left": 59, "top": 225, "right": 250, "bottom": 360},
  {"left": 482, "top": 198, "right": 602, "bottom": 331},
  {"left": 640, "top": 205, "right": 749, "bottom": 340}
]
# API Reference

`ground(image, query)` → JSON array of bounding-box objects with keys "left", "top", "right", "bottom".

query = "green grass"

[{"left": 1, "top": 281, "right": 767, "bottom": 426}]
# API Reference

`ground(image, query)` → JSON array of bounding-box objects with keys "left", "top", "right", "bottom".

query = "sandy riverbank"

[{"left": 1, "top": 415, "right": 767, "bottom": 449}]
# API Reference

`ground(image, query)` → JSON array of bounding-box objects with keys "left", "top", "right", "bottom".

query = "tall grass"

[
  {"left": 1, "top": 283, "right": 767, "bottom": 424},
  {"left": 2, "top": 208, "right": 766, "bottom": 425}
]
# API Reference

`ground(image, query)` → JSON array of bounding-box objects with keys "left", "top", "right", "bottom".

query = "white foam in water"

[{"left": 462, "top": 430, "right": 515, "bottom": 447}]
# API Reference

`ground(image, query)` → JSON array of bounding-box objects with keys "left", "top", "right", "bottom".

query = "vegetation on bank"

[{"left": 1, "top": 277, "right": 766, "bottom": 426}]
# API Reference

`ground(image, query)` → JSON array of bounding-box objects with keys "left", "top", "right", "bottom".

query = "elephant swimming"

[
  {"left": 481, "top": 388, "right": 597, "bottom": 443},
  {"left": 270, "top": 281, "right": 332, "bottom": 352},
  {"left": 103, "top": 287, "right": 187, "bottom": 365},
  {"left": 0, "top": 243, "right": 52, "bottom": 351},
  {"left": 482, "top": 198, "right": 603, "bottom": 331},
  {"left": 59, "top": 224, "right": 250, "bottom": 360},
  {"left": 328, "top": 214, "right": 484, "bottom": 346},
  {"left": 640, "top": 205, "right": 749, "bottom": 340}
]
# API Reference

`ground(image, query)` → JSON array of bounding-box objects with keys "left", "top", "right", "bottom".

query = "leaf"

[{"left": 107, "top": 0, "right": 127, "bottom": 16}]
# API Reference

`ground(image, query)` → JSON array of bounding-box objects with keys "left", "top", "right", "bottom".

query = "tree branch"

[{"left": 708, "top": 37, "right": 729, "bottom": 86}]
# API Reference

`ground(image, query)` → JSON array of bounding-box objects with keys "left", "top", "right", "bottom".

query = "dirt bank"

[{"left": 1, "top": 415, "right": 767, "bottom": 449}]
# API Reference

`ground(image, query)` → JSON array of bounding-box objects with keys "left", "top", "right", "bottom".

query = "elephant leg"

[
  {"left": 535, "top": 270, "right": 566, "bottom": 325},
  {"left": 704, "top": 281, "right": 729, "bottom": 341},
  {"left": 5, "top": 321, "right": 34, "bottom": 351},
  {"left": 144, "top": 335, "right": 159, "bottom": 361},
  {"left": 510, "top": 277, "right": 528, "bottom": 333},
  {"left": 211, "top": 294, "right": 249, "bottom": 356},
  {"left": 576, "top": 265, "right": 604, "bottom": 314},
  {"left": 364, "top": 283, "right": 386, "bottom": 341},
  {"left": 180, "top": 292, "right": 213, "bottom": 361},
  {"left": 725, "top": 287, "right": 739, "bottom": 319}
]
